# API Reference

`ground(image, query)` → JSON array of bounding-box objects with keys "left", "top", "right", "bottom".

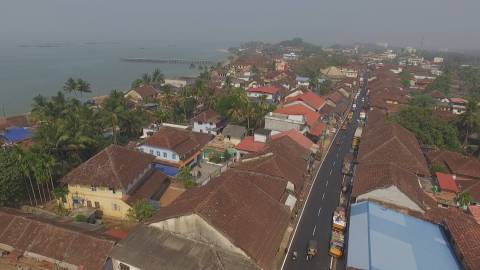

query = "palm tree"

[
  {"left": 76, "top": 79, "right": 91, "bottom": 97},
  {"left": 63, "top": 78, "right": 77, "bottom": 96},
  {"left": 457, "top": 191, "right": 473, "bottom": 209},
  {"left": 141, "top": 73, "right": 152, "bottom": 85},
  {"left": 153, "top": 108, "right": 171, "bottom": 124},
  {"left": 458, "top": 98, "right": 480, "bottom": 147},
  {"left": 11, "top": 147, "right": 34, "bottom": 206},
  {"left": 15, "top": 149, "right": 39, "bottom": 206},
  {"left": 151, "top": 68, "right": 164, "bottom": 84}
]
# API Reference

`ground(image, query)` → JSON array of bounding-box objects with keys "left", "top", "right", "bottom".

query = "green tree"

[
  {"left": 426, "top": 73, "right": 452, "bottom": 96},
  {"left": 76, "top": 79, "right": 91, "bottom": 97},
  {"left": 177, "top": 166, "right": 196, "bottom": 189},
  {"left": 458, "top": 98, "right": 480, "bottom": 147},
  {"left": 431, "top": 164, "right": 449, "bottom": 174},
  {"left": 127, "top": 199, "right": 157, "bottom": 222},
  {"left": 457, "top": 191, "right": 473, "bottom": 208},
  {"left": 131, "top": 79, "right": 144, "bottom": 89},
  {"left": 399, "top": 71, "right": 412, "bottom": 88},
  {"left": 63, "top": 78, "right": 77, "bottom": 96},
  {"left": 0, "top": 148, "right": 27, "bottom": 206}
]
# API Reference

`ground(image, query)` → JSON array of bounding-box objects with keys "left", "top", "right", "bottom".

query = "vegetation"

[
  {"left": 131, "top": 68, "right": 164, "bottom": 89},
  {"left": 177, "top": 166, "right": 196, "bottom": 189},
  {"left": 74, "top": 214, "right": 87, "bottom": 222},
  {"left": 457, "top": 97, "right": 480, "bottom": 146},
  {"left": 399, "top": 71, "right": 412, "bottom": 88},
  {"left": 426, "top": 73, "right": 452, "bottom": 96},
  {"left": 63, "top": 78, "right": 91, "bottom": 97},
  {"left": 390, "top": 104, "right": 461, "bottom": 150},
  {"left": 457, "top": 191, "right": 474, "bottom": 209},
  {"left": 127, "top": 199, "right": 157, "bottom": 222},
  {"left": 431, "top": 164, "right": 449, "bottom": 174},
  {"left": 0, "top": 148, "right": 26, "bottom": 206}
]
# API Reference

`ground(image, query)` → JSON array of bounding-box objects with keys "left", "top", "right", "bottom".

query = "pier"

[{"left": 121, "top": 57, "right": 216, "bottom": 65}]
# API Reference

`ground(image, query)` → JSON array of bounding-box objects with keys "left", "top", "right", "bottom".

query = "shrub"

[
  {"left": 74, "top": 214, "right": 87, "bottom": 222},
  {"left": 127, "top": 199, "right": 157, "bottom": 222}
]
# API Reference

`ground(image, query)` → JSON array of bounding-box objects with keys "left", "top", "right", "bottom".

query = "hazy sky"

[{"left": 1, "top": 0, "right": 480, "bottom": 50}]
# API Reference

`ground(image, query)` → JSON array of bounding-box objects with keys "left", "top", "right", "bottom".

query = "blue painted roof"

[
  {"left": 295, "top": 76, "right": 310, "bottom": 82},
  {"left": 153, "top": 164, "right": 179, "bottom": 177},
  {"left": 1, "top": 127, "right": 32, "bottom": 144},
  {"left": 347, "top": 201, "right": 461, "bottom": 270}
]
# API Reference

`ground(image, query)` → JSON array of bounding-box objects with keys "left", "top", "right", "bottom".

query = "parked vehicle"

[
  {"left": 329, "top": 230, "right": 345, "bottom": 258},
  {"left": 332, "top": 207, "right": 346, "bottom": 231},
  {"left": 352, "top": 126, "right": 363, "bottom": 149},
  {"left": 359, "top": 110, "right": 366, "bottom": 120},
  {"left": 307, "top": 240, "right": 318, "bottom": 261},
  {"left": 342, "top": 153, "right": 354, "bottom": 175}
]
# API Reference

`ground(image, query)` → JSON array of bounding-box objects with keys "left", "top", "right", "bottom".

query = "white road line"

[
  {"left": 330, "top": 256, "right": 334, "bottom": 269},
  {"left": 312, "top": 225, "right": 317, "bottom": 236},
  {"left": 280, "top": 90, "right": 354, "bottom": 270},
  {"left": 322, "top": 192, "right": 325, "bottom": 200},
  {"left": 325, "top": 180, "right": 328, "bottom": 187},
  {"left": 333, "top": 161, "right": 336, "bottom": 167},
  {"left": 317, "top": 208, "right": 322, "bottom": 216},
  {"left": 330, "top": 169, "right": 333, "bottom": 175}
]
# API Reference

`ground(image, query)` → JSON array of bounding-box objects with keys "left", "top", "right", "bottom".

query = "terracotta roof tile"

[
  {"left": 143, "top": 127, "right": 212, "bottom": 157},
  {"left": 191, "top": 109, "right": 222, "bottom": 123},
  {"left": 61, "top": 145, "right": 155, "bottom": 189},
  {"left": 436, "top": 172, "right": 459, "bottom": 193},
  {"left": 235, "top": 136, "right": 266, "bottom": 153},
  {"left": 247, "top": 86, "right": 280, "bottom": 95},
  {"left": 285, "top": 91, "right": 326, "bottom": 110},
  {"left": 274, "top": 104, "right": 320, "bottom": 126},
  {"left": 132, "top": 84, "right": 160, "bottom": 99},
  {"left": 271, "top": 129, "right": 315, "bottom": 151}
]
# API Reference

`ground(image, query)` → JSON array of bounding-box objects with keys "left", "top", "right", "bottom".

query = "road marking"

[
  {"left": 330, "top": 256, "right": 334, "bottom": 269},
  {"left": 325, "top": 179, "right": 329, "bottom": 187},
  {"left": 280, "top": 85, "right": 359, "bottom": 270},
  {"left": 333, "top": 161, "right": 336, "bottom": 167},
  {"left": 312, "top": 225, "right": 316, "bottom": 236},
  {"left": 317, "top": 208, "right": 322, "bottom": 216},
  {"left": 330, "top": 169, "right": 333, "bottom": 175},
  {"left": 322, "top": 192, "right": 325, "bottom": 200}
]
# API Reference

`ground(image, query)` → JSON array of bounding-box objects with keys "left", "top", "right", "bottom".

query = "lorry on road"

[
  {"left": 329, "top": 207, "right": 347, "bottom": 258},
  {"left": 342, "top": 152, "right": 354, "bottom": 175},
  {"left": 352, "top": 126, "right": 363, "bottom": 149},
  {"left": 359, "top": 110, "right": 366, "bottom": 121}
]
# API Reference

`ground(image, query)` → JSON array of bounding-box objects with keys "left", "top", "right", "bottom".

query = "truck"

[
  {"left": 359, "top": 110, "right": 366, "bottom": 121},
  {"left": 329, "top": 230, "right": 345, "bottom": 258},
  {"left": 352, "top": 126, "right": 363, "bottom": 149},
  {"left": 342, "top": 153, "right": 354, "bottom": 175},
  {"left": 329, "top": 207, "right": 347, "bottom": 258},
  {"left": 332, "top": 207, "right": 346, "bottom": 231}
]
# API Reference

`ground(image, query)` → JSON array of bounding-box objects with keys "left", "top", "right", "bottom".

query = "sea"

[{"left": 0, "top": 41, "right": 231, "bottom": 116}]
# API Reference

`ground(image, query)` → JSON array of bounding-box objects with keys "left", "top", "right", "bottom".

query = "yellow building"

[{"left": 61, "top": 145, "right": 170, "bottom": 219}]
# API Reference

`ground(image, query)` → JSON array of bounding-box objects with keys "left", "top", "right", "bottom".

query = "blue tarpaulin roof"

[
  {"left": 347, "top": 201, "right": 461, "bottom": 270},
  {"left": 154, "top": 164, "right": 179, "bottom": 177},
  {"left": 1, "top": 127, "right": 32, "bottom": 144}
]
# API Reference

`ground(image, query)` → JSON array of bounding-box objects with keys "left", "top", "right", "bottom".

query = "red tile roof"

[
  {"left": 285, "top": 91, "right": 326, "bottom": 110},
  {"left": 309, "top": 121, "right": 327, "bottom": 137},
  {"left": 271, "top": 129, "right": 315, "bottom": 151},
  {"left": 247, "top": 86, "right": 280, "bottom": 95},
  {"left": 468, "top": 205, "right": 480, "bottom": 224},
  {"left": 191, "top": 109, "right": 222, "bottom": 123},
  {"left": 149, "top": 171, "right": 290, "bottom": 270},
  {"left": 144, "top": 127, "right": 212, "bottom": 157},
  {"left": 61, "top": 145, "right": 155, "bottom": 189},
  {"left": 132, "top": 84, "right": 159, "bottom": 99},
  {"left": 0, "top": 115, "right": 29, "bottom": 131},
  {"left": 274, "top": 104, "right": 320, "bottom": 127},
  {"left": 358, "top": 123, "right": 430, "bottom": 176},
  {"left": 450, "top": 97, "right": 467, "bottom": 104},
  {"left": 0, "top": 208, "right": 115, "bottom": 270},
  {"left": 235, "top": 136, "right": 265, "bottom": 153},
  {"left": 436, "top": 172, "right": 459, "bottom": 193}
]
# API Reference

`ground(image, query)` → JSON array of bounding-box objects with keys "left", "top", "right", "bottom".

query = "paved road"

[{"left": 283, "top": 78, "right": 368, "bottom": 270}]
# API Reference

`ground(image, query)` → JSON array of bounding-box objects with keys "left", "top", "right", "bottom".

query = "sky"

[{"left": 1, "top": 0, "right": 480, "bottom": 50}]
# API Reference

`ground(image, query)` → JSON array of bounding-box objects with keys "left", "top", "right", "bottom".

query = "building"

[
  {"left": 295, "top": 76, "right": 310, "bottom": 87},
  {"left": 139, "top": 126, "right": 212, "bottom": 168},
  {"left": 284, "top": 91, "right": 326, "bottom": 111},
  {"left": 0, "top": 208, "right": 115, "bottom": 270},
  {"left": 191, "top": 110, "right": 225, "bottom": 135},
  {"left": 61, "top": 145, "right": 170, "bottom": 219},
  {"left": 0, "top": 127, "right": 33, "bottom": 145},
  {"left": 124, "top": 84, "right": 160, "bottom": 103},
  {"left": 347, "top": 201, "right": 461, "bottom": 270},
  {"left": 275, "top": 59, "right": 288, "bottom": 71},
  {"left": 222, "top": 124, "right": 247, "bottom": 145},
  {"left": 247, "top": 86, "right": 281, "bottom": 102},
  {"left": 450, "top": 97, "right": 468, "bottom": 114}
]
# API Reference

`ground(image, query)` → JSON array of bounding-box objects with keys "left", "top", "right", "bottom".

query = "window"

[
  {"left": 112, "top": 203, "right": 121, "bottom": 211},
  {"left": 119, "top": 263, "right": 130, "bottom": 270},
  {"left": 90, "top": 185, "right": 96, "bottom": 191},
  {"left": 94, "top": 201, "right": 100, "bottom": 209},
  {"left": 163, "top": 152, "right": 167, "bottom": 158},
  {"left": 172, "top": 153, "right": 177, "bottom": 160},
  {"left": 87, "top": 201, "right": 92, "bottom": 208},
  {"left": 156, "top": 151, "right": 161, "bottom": 156},
  {"left": 149, "top": 149, "right": 154, "bottom": 155}
]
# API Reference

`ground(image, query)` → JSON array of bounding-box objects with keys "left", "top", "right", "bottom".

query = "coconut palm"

[
  {"left": 458, "top": 98, "right": 480, "bottom": 147},
  {"left": 63, "top": 78, "right": 77, "bottom": 96},
  {"left": 76, "top": 79, "right": 91, "bottom": 97},
  {"left": 11, "top": 147, "right": 35, "bottom": 206},
  {"left": 151, "top": 68, "right": 164, "bottom": 84}
]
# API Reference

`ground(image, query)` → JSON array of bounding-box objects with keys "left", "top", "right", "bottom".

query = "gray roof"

[
  {"left": 222, "top": 124, "right": 247, "bottom": 139},
  {"left": 109, "top": 225, "right": 259, "bottom": 270},
  {"left": 347, "top": 201, "right": 461, "bottom": 270}
]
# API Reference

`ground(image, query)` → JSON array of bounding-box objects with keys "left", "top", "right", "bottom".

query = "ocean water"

[{"left": 0, "top": 41, "right": 230, "bottom": 116}]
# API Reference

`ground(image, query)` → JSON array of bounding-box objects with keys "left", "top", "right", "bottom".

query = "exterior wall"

[
  {"left": 264, "top": 115, "right": 305, "bottom": 133},
  {"left": 139, "top": 145, "right": 180, "bottom": 164},
  {"left": 193, "top": 122, "right": 219, "bottom": 135},
  {"left": 225, "top": 137, "right": 242, "bottom": 146},
  {"left": 356, "top": 186, "right": 424, "bottom": 214},
  {"left": 112, "top": 259, "right": 142, "bottom": 270},
  {"left": 65, "top": 185, "right": 132, "bottom": 219},
  {"left": 150, "top": 214, "right": 250, "bottom": 258},
  {"left": 247, "top": 92, "right": 273, "bottom": 100}
]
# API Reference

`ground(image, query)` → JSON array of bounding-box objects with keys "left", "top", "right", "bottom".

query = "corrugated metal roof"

[{"left": 347, "top": 201, "right": 461, "bottom": 270}]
